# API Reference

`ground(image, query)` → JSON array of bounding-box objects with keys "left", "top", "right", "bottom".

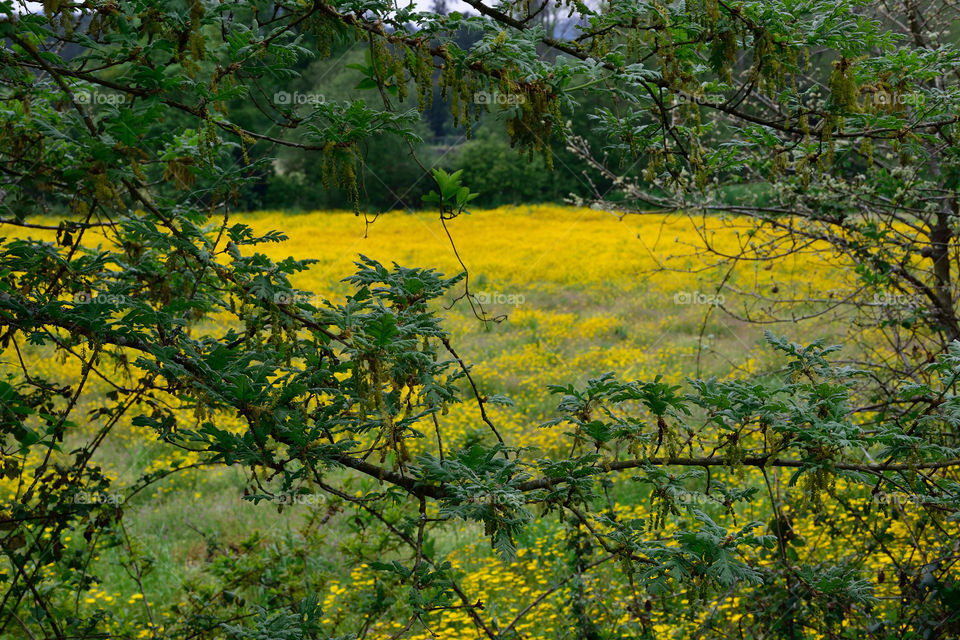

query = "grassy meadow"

[{"left": 3, "top": 205, "right": 947, "bottom": 639}]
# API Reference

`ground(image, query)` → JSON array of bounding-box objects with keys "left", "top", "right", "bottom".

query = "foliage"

[{"left": 1, "top": 1, "right": 960, "bottom": 639}]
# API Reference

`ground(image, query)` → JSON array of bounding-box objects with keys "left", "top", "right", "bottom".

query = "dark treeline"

[{"left": 228, "top": 9, "right": 620, "bottom": 212}]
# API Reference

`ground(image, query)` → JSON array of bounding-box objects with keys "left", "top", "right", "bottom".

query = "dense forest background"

[{"left": 236, "top": 3, "right": 616, "bottom": 211}]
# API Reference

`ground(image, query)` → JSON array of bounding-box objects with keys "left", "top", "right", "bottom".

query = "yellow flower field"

[
  {"left": 238, "top": 205, "right": 853, "bottom": 457},
  {"left": 2, "top": 205, "right": 949, "bottom": 640}
]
